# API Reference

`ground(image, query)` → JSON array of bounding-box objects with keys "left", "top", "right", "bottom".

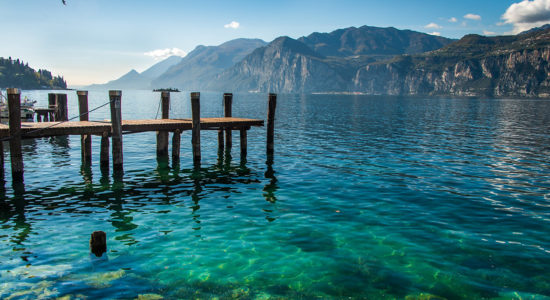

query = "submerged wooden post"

[
  {"left": 240, "top": 128, "right": 247, "bottom": 160},
  {"left": 191, "top": 92, "right": 201, "bottom": 167},
  {"left": 109, "top": 90, "right": 123, "bottom": 172},
  {"left": 267, "top": 93, "right": 277, "bottom": 156},
  {"left": 7, "top": 88, "right": 23, "bottom": 182},
  {"left": 78, "top": 91, "right": 92, "bottom": 165},
  {"left": 172, "top": 129, "right": 181, "bottom": 163},
  {"left": 100, "top": 131, "right": 109, "bottom": 171},
  {"left": 90, "top": 231, "right": 107, "bottom": 257},
  {"left": 57, "top": 93, "right": 68, "bottom": 121},
  {"left": 156, "top": 92, "right": 170, "bottom": 156},
  {"left": 224, "top": 93, "right": 233, "bottom": 150}
]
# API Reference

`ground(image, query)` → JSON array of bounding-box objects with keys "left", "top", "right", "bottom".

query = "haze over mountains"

[{"left": 88, "top": 24, "right": 550, "bottom": 98}]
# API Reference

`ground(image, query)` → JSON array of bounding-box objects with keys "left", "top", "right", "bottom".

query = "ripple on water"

[{"left": 1, "top": 93, "right": 550, "bottom": 298}]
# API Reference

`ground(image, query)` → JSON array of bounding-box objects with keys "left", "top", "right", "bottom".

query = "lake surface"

[{"left": 1, "top": 90, "right": 550, "bottom": 299}]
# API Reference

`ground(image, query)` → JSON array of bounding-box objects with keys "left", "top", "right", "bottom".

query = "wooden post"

[
  {"left": 0, "top": 140, "right": 3, "bottom": 177},
  {"left": 218, "top": 130, "right": 224, "bottom": 152},
  {"left": 78, "top": 91, "right": 92, "bottom": 165},
  {"left": 240, "top": 128, "right": 247, "bottom": 161},
  {"left": 90, "top": 231, "right": 107, "bottom": 257},
  {"left": 224, "top": 93, "right": 233, "bottom": 150},
  {"left": 56, "top": 93, "right": 68, "bottom": 121},
  {"left": 109, "top": 90, "right": 123, "bottom": 172},
  {"left": 191, "top": 92, "right": 201, "bottom": 168},
  {"left": 48, "top": 93, "right": 57, "bottom": 121},
  {"left": 100, "top": 131, "right": 109, "bottom": 171},
  {"left": 7, "top": 88, "right": 23, "bottom": 182},
  {"left": 156, "top": 92, "right": 170, "bottom": 156},
  {"left": 161, "top": 91, "right": 170, "bottom": 119},
  {"left": 267, "top": 93, "right": 277, "bottom": 156},
  {"left": 172, "top": 129, "right": 181, "bottom": 164}
]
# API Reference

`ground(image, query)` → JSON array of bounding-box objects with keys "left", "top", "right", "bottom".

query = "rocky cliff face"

[
  {"left": 208, "top": 26, "right": 455, "bottom": 93},
  {"left": 208, "top": 37, "right": 349, "bottom": 93},
  {"left": 353, "top": 31, "right": 550, "bottom": 98}
]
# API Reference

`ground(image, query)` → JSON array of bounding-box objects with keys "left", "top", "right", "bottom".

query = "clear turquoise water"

[{"left": 1, "top": 91, "right": 550, "bottom": 299}]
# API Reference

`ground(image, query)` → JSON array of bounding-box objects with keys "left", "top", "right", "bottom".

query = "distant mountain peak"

[{"left": 269, "top": 36, "right": 320, "bottom": 57}]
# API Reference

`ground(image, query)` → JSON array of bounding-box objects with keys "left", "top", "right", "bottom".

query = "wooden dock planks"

[{"left": 0, "top": 118, "right": 264, "bottom": 139}]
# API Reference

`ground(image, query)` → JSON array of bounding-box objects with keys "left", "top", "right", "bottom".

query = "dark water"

[{"left": 1, "top": 91, "right": 550, "bottom": 299}]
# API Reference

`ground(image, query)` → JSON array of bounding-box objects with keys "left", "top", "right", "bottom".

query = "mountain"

[
  {"left": 88, "top": 69, "right": 151, "bottom": 90},
  {"left": 0, "top": 57, "right": 66, "bottom": 89},
  {"left": 352, "top": 28, "right": 550, "bottom": 97},
  {"left": 207, "top": 27, "right": 454, "bottom": 93},
  {"left": 207, "top": 37, "right": 349, "bottom": 93},
  {"left": 152, "top": 38, "right": 266, "bottom": 90},
  {"left": 141, "top": 55, "right": 182, "bottom": 79},
  {"left": 88, "top": 55, "right": 182, "bottom": 90},
  {"left": 298, "top": 25, "right": 454, "bottom": 57}
]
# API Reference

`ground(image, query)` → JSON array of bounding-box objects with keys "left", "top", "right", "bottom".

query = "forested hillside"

[{"left": 0, "top": 57, "right": 66, "bottom": 89}]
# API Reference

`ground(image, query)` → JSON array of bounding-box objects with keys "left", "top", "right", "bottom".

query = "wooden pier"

[{"left": 1, "top": 89, "right": 276, "bottom": 183}]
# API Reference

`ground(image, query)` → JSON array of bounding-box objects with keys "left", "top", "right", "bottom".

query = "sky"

[{"left": 1, "top": 0, "right": 549, "bottom": 87}]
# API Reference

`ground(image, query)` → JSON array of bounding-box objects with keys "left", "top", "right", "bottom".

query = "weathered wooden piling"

[
  {"left": 240, "top": 128, "right": 247, "bottom": 160},
  {"left": 0, "top": 140, "right": 4, "bottom": 177},
  {"left": 109, "top": 91, "right": 123, "bottom": 171},
  {"left": 90, "top": 231, "right": 107, "bottom": 257},
  {"left": 78, "top": 91, "right": 92, "bottom": 165},
  {"left": 57, "top": 94, "right": 68, "bottom": 121},
  {"left": 48, "top": 93, "right": 68, "bottom": 121},
  {"left": 191, "top": 92, "right": 201, "bottom": 167},
  {"left": 156, "top": 92, "right": 170, "bottom": 156},
  {"left": 224, "top": 93, "right": 233, "bottom": 150},
  {"left": 172, "top": 128, "right": 181, "bottom": 163},
  {"left": 267, "top": 93, "right": 277, "bottom": 156},
  {"left": 7, "top": 88, "right": 23, "bottom": 182},
  {"left": 100, "top": 131, "right": 109, "bottom": 171}
]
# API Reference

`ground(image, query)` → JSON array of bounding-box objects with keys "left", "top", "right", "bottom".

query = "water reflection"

[
  {"left": 0, "top": 155, "right": 270, "bottom": 255},
  {"left": 263, "top": 155, "right": 278, "bottom": 204}
]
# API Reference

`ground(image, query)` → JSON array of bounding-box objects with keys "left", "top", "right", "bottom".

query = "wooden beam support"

[
  {"left": 191, "top": 92, "right": 201, "bottom": 168},
  {"left": 224, "top": 93, "right": 232, "bottom": 150},
  {"left": 267, "top": 93, "right": 277, "bottom": 156},
  {"left": 172, "top": 129, "right": 181, "bottom": 164},
  {"left": 78, "top": 91, "right": 92, "bottom": 165},
  {"left": 240, "top": 128, "right": 247, "bottom": 161},
  {"left": 100, "top": 131, "right": 109, "bottom": 172},
  {"left": 109, "top": 90, "right": 123, "bottom": 172},
  {"left": 0, "top": 139, "right": 3, "bottom": 178},
  {"left": 218, "top": 129, "right": 224, "bottom": 152},
  {"left": 7, "top": 88, "right": 23, "bottom": 182}
]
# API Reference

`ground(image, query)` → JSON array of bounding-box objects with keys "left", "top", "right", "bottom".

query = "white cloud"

[
  {"left": 464, "top": 13, "right": 482, "bottom": 20},
  {"left": 429, "top": 32, "right": 442, "bottom": 36},
  {"left": 144, "top": 48, "right": 187, "bottom": 61},
  {"left": 224, "top": 21, "right": 240, "bottom": 29},
  {"left": 483, "top": 30, "right": 497, "bottom": 36},
  {"left": 425, "top": 22, "right": 442, "bottom": 29},
  {"left": 448, "top": 17, "right": 458, "bottom": 23},
  {"left": 502, "top": 0, "right": 550, "bottom": 33}
]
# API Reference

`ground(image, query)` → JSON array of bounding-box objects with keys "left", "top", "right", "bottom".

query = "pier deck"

[
  {"left": 1, "top": 89, "right": 276, "bottom": 184},
  {"left": 0, "top": 117, "right": 264, "bottom": 138}
]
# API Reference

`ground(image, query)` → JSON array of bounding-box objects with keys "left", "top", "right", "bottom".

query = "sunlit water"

[{"left": 1, "top": 90, "right": 550, "bottom": 299}]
